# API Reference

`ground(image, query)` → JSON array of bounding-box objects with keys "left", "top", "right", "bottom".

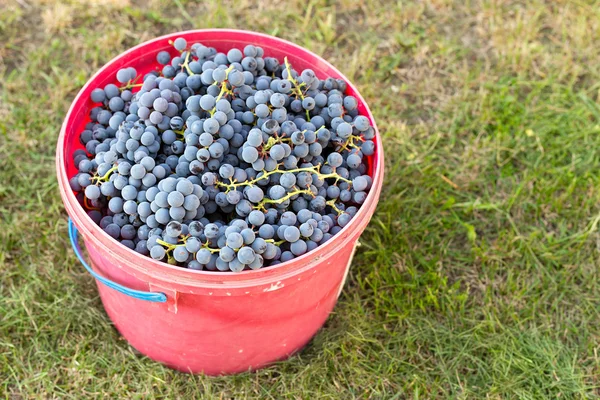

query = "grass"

[{"left": 2, "top": 0, "right": 600, "bottom": 397}]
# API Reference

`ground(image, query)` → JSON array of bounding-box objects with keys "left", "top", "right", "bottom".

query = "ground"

[{"left": 2, "top": 0, "right": 600, "bottom": 398}]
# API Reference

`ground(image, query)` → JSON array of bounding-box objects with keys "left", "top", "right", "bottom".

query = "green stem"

[
  {"left": 156, "top": 235, "right": 190, "bottom": 253},
  {"left": 174, "top": 128, "right": 186, "bottom": 137},
  {"left": 119, "top": 83, "right": 143, "bottom": 91},
  {"left": 284, "top": 57, "right": 310, "bottom": 121},
  {"left": 181, "top": 50, "right": 193, "bottom": 75},
  {"left": 255, "top": 189, "right": 314, "bottom": 211},
  {"left": 326, "top": 199, "right": 344, "bottom": 215},
  {"left": 209, "top": 65, "right": 236, "bottom": 116},
  {"left": 262, "top": 135, "right": 293, "bottom": 152},
  {"left": 92, "top": 165, "right": 118, "bottom": 183},
  {"left": 265, "top": 239, "right": 285, "bottom": 246},
  {"left": 201, "top": 242, "right": 221, "bottom": 254},
  {"left": 339, "top": 134, "right": 365, "bottom": 151},
  {"left": 216, "top": 165, "right": 351, "bottom": 192},
  {"left": 119, "top": 74, "right": 143, "bottom": 91}
]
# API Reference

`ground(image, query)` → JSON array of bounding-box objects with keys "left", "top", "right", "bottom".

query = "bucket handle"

[{"left": 68, "top": 218, "right": 167, "bottom": 303}]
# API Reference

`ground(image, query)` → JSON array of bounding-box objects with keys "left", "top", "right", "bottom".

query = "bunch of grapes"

[{"left": 69, "top": 37, "right": 376, "bottom": 272}]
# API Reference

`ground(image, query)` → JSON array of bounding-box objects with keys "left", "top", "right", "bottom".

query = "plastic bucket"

[{"left": 56, "top": 29, "right": 384, "bottom": 375}]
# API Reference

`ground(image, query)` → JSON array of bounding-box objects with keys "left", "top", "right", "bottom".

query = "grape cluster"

[{"left": 69, "top": 37, "right": 376, "bottom": 272}]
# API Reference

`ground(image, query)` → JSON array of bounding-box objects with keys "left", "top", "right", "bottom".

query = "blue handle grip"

[{"left": 68, "top": 218, "right": 167, "bottom": 303}]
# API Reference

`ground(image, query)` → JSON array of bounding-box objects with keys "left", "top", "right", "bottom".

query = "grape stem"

[
  {"left": 254, "top": 188, "right": 314, "bottom": 212},
  {"left": 181, "top": 50, "right": 193, "bottom": 75},
  {"left": 119, "top": 75, "right": 143, "bottom": 91},
  {"left": 262, "top": 135, "right": 293, "bottom": 152},
  {"left": 210, "top": 65, "right": 236, "bottom": 117},
  {"left": 216, "top": 164, "right": 351, "bottom": 193},
  {"left": 83, "top": 197, "right": 100, "bottom": 211},
  {"left": 156, "top": 239, "right": 180, "bottom": 253},
  {"left": 283, "top": 57, "right": 310, "bottom": 122},
  {"left": 326, "top": 199, "right": 344, "bottom": 215},
  {"left": 201, "top": 241, "right": 221, "bottom": 254},
  {"left": 338, "top": 134, "right": 365, "bottom": 152},
  {"left": 174, "top": 127, "right": 186, "bottom": 138},
  {"left": 156, "top": 234, "right": 190, "bottom": 253},
  {"left": 92, "top": 165, "right": 118, "bottom": 184}
]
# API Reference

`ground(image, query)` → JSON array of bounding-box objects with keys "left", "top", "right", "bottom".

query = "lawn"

[{"left": 2, "top": 0, "right": 600, "bottom": 398}]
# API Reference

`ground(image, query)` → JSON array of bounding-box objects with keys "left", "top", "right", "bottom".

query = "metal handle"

[{"left": 68, "top": 218, "right": 167, "bottom": 303}]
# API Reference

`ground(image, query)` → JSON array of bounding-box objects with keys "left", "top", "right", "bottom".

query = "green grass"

[{"left": 3, "top": 0, "right": 600, "bottom": 398}]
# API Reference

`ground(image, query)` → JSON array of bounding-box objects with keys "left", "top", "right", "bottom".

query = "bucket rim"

[{"left": 57, "top": 28, "right": 384, "bottom": 286}]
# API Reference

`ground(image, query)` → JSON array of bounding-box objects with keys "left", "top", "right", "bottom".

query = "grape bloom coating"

[{"left": 70, "top": 37, "right": 376, "bottom": 272}]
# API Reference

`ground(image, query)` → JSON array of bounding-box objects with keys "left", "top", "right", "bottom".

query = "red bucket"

[{"left": 56, "top": 29, "right": 384, "bottom": 375}]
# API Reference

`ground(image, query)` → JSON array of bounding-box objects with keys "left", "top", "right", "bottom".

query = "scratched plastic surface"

[{"left": 56, "top": 29, "right": 384, "bottom": 375}]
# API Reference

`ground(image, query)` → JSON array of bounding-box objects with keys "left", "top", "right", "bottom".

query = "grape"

[
  {"left": 251, "top": 237, "right": 267, "bottom": 254},
  {"left": 157, "top": 51, "right": 171, "bottom": 65},
  {"left": 196, "top": 248, "right": 212, "bottom": 264},
  {"left": 226, "top": 190, "right": 242, "bottom": 205},
  {"left": 283, "top": 226, "right": 300, "bottom": 242},
  {"left": 227, "top": 48, "right": 243, "bottom": 63},
  {"left": 204, "top": 223, "right": 219, "bottom": 238},
  {"left": 263, "top": 243, "right": 278, "bottom": 259},
  {"left": 176, "top": 179, "right": 193, "bottom": 195},
  {"left": 281, "top": 251, "right": 294, "bottom": 262},
  {"left": 336, "top": 122, "right": 353, "bottom": 138},
  {"left": 226, "top": 232, "right": 244, "bottom": 249},
  {"left": 228, "top": 70, "right": 245, "bottom": 87},
  {"left": 121, "top": 224, "right": 136, "bottom": 240},
  {"left": 130, "top": 164, "right": 146, "bottom": 180},
  {"left": 269, "top": 185, "right": 286, "bottom": 200},
  {"left": 237, "top": 247, "right": 256, "bottom": 264},
  {"left": 299, "top": 222, "right": 314, "bottom": 238},
  {"left": 90, "top": 88, "right": 105, "bottom": 103},
  {"left": 173, "top": 38, "right": 187, "bottom": 51},
  {"left": 269, "top": 144, "right": 285, "bottom": 161},
  {"left": 352, "top": 176, "right": 368, "bottom": 192},
  {"left": 169, "top": 206, "right": 185, "bottom": 220},
  {"left": 354, "top": 115, "right": 370, "bottom": 131},
  {"left": 246, "top": 186, "right": 264, "bottom": 203},
  {"left": 242, "top": 146, "right": 259, "bottom": 163},
  {"left": 291, "top": 240, "right": 308, "bottom": 256},
  {"left": 150, "top": 246, "right": 166, "bottom": 260},
  {"left": 167, "top": 191, "right": 184, "bottom": 207},
  {"left": 338, "top": 213, "right": 352, "bottom": 228},
  {"left": 123, "top": 200, "right": 137, "bottom": 215},
  {"left": 240, "top": 228, "right": 255, "bottom": 244},
  {"left": 248, "top": 210, "right": 265, "bottom": 226},
  {"left": 155, "top": 208, "right": 171, "bottom": 224},
  {"left": 219, "top": 246, "right": 236, "bottom": 262},
  {"left": 185, "top": 237, "right": 201, "bottom": 253},
  {"left": 327, "top": 153, "right": 343, "bottom": 167},
  {"left": 219, "top": 164, "right": 235, "bottom": 179},
  {"left": 280, "top": 211, "right": 297, "bottom": 226},
  {"left": 166, "top": 221, "right": 182, "bottom": 237},
  {"left": 248, "top": 254, "right": 264, "bottom": 270},
  {"left": 346, "top": 153, "right": 362, "bottom": 169},
  {"left": 302, "top": 97, "right": 315, "bottom": 110},
  {"left": 229, "top": 258, "right": 245, "bottom": 272},
  {"left": 104, "top": 223, "right": 120, "bottom": 239},
  {"left": 188, "top": 260, "right": 203, "bottom": 270},
  {"left": 215, "top": 257, "right": 229, "bottom": 271},
  {"left": 173, "top": 246, "right": 189, "bottom": 262},
  {"left": 108, "top": 197, "right": 124, "bottom": 213},
  {"left": 361, "top": 140, "right": 375, "bottom": 156},
  {"left": 85, "top": 185, "right": 101, "bottom": 200},
  {"left": 121, "top": 185, "right": 137, "bottom": 201},
  {"left": 310, "top": 228, "right": 324, "bottom": 242}
]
